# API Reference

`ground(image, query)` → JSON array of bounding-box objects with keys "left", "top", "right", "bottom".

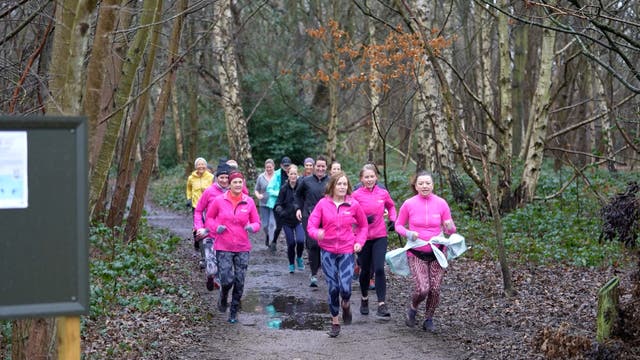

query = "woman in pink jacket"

[
  {"left": 307, "top": 171, "right": 368, "bottom": 338},
  {"left": 351, "top": 164, "right": 396, "bottom": 318},
  {"left": 204, "top": 171, "right": 260, "bottom": 324},
  {"left": 395, "top": 171, "right": 456, "bottom": 333}
]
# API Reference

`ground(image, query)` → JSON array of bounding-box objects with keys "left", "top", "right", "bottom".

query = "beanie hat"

[
  {"left": 216, "top": 164, "right": 230, "bottom": 177},
  {"left": 303, "top": 157, "right": 314, "bottom": 165},
  {"left": 229, "top": 171, "right": 244, "bottom": 182}
]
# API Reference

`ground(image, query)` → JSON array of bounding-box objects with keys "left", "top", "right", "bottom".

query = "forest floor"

[{"left": 82, "top": 200, "right": 640, "bottom": 359}]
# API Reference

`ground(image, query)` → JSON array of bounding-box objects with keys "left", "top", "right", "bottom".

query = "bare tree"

[{"left": 124, "top": 0, "right": 188, "bottom": 242}]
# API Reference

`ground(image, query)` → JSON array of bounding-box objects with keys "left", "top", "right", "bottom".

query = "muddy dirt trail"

[{"left": 145, "top": 202, "right": 463, "bottom": 359}]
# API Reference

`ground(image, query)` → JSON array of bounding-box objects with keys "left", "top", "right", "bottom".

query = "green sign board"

[{"left": 0, "top": 116, "right": 88, "bottom": 319}]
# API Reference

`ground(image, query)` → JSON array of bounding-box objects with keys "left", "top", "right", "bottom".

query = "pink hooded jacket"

[
  {"left": 193, "top": 183, "right": 226, "bottom": 229},
  {"left": 307, "top": 195, "right": 368, "bottom": 254},
  {"left": 395, "top": 193, "right": 456, "bottom": 254},
  {"left": 352, "top": 185, "right": 397, "bottom": 241},
  {"left": 206, "top": 192, "right": 260, "bottom": 252}
]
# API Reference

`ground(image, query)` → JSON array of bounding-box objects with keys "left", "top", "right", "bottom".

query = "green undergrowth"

[{"left": 88, "top": 220, "right": 190, "bottom": 318}]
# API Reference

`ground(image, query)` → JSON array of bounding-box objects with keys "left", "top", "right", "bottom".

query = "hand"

[
  {"left": 274, "top": 205, "right": 283, "bottom": 216},
  {"left": 386, "top": 220, "right": 395, "bottom": 233},
  {"left": 216, "top": 225, "right": 227, "bottom": 234},
  {"left": 406, "top": 231, "right": 418, "bottom": 242},
  {"left": 244, "top": 224, "right": 253, "bottom": 233},
  {"left": 196, "top": 228, "right": 208, "bottom": 236},
  {"left": 443, "top": 220, "right": 454, "bottom": 232},
  {"left": 296, "top": 209, "right": 302, "bottom": 221},
  {"left": 317, "top": 229, "right": 325, "bottom": 241},
  {"left": 256, "top": 193, "right": 264, "bottom": 200},
  {"left": 186, "top": 200, "right": 192, "bottom": 209},
  {"left": 353, "top": 243, "right": 362, "bottom": 253}
]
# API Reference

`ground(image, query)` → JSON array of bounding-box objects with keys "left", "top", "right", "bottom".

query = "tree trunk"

[
  {"left": 106, "top": 0, "right": 163, "bottom": 228},
  {"left": 185, "top": 16, "right": 199, "bottom": 176},
  {"left": 213, "top": 0, "right": 256, "bottom": 179},
  {"left": 367, "top": 19, "right": 382, "bottom": 164},
  {"left": 517, "top": 17, "right": 556, "bottom": 204},
  {"left": 511, "top": 0, "right": 529, "bottom": 155},
  {"left": 88, "top": 0, "right": 157, "bottom": 221},
  {"left": 595, "top": 65, "right": 616, "bottom": 172},
  {"left": 482, "top": 151, "right": 515, "bottom": 297},
  {"left": 496, "top": 0, "right": 515, "bottom": 211},
  {"left": 82, "top": 0, "right": 119, "bottom": 168},
  {"left": 124, "top": 0, "right": 188, "bottom": 242},
  {"left": 171, "top": 82, "right": 184, "bottom": 163},
  {"left": 18, "top": 0, "right": 96, "bottom": 358}
]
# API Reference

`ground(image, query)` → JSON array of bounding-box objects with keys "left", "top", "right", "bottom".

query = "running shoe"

[
  {"left": 309, "top": 276, "right": 318, "bottom": 288},
  {"left": 206, "top": 275, "right": 214, "bottom": 291},
  {"left": 405, "top": 307, "right": 417, "bottom": 327},
  {"left": 328, "top": 323, "right": 340, "bottom": 338},
  {"left": 288, "top": 264, "right": 295, "bottom": 273},
  {"left": 376, "top": 303, "right": 391, "bottom": 318},
  {"left": 360, "top": 298, "right": 369, "bottom": 315},
  {"left": 422, "top": 318, "right": 435, "bottom": 332},
  {"left": 296, "top": 257, "right": 305, "bottom": 270},
  {"left": 369, "top": 278, "right": 375, "bottom": 290}
]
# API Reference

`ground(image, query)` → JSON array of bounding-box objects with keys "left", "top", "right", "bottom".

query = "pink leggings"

[{"left": 408, "top": 256, "right": 445, "bottom": 319}]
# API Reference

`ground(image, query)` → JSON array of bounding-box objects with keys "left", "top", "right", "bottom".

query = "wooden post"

[
  {"left": 57, "top": 316, "right": 80, "bottom": 360},
  {"left": 596, "top": 277, "right": 619, "bottom": 342}
]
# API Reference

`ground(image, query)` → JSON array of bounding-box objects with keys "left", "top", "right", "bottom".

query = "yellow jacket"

[{"left": 186, "top": 170, "right": 214, "bottom": 208}]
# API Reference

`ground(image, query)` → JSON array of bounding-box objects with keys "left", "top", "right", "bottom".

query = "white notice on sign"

[{"left": 0, "top": 131, "right": 28, "bottom": 209}]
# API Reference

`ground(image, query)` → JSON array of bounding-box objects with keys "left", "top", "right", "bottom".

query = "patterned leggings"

[
  {"left": 321, "top": 250, "right": 355, "bottom": 317},
  {"left": 408, "top": 256, "right": 445, "bottom": 319},
  {"left": 217, "top": 251, "right": 250, "bottom": 308}
]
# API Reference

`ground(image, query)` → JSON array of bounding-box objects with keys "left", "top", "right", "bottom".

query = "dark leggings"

[
  {"left": 283, "top": 223, "right": 305, "bottom": 265},
  {"left": 303, "top": 216, "right": 321, "bottom": 276},
  {"left": 359, "top": 237, "right": 388, "bottom": 302}
]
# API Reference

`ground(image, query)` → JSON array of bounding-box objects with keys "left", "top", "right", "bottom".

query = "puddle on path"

[{"left": 243, "top": 290, "right": 329, "bottom": 330}]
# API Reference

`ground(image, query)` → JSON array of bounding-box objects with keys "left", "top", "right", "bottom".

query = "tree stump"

[{"left": 597, "top": 277, "right": 619, "bottom": 342}]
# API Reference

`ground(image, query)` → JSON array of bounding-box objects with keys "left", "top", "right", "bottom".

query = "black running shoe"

[{"left": 360, "top": 298, "right": 369, "bottom": 315}]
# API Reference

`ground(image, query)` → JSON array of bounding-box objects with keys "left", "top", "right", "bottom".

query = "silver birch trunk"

[
  {"left": 213, "top": 0, "right": 256, "bottom": 178},
  {"left": 518, "top": 17, "right": 556, "bottom": 203},
  {"left": 367, "top": 19, "right": 381, "bottom": 163}
]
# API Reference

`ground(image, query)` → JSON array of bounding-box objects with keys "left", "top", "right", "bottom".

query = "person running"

[
  {"left": 295, "top": 155, "right": 329, "bottom": 287},
  {"left": 302, "top": 157, "right": 314, "bottom": 177},
  {"left": 265, "top": 156, "right": 292, "bottom": 252},
  {"left": 194, "top": 163, "right": 231, "bottom": 291},
  {"left": 395, "top": 171, "right": 456, "bottom": 332},
  {"left": 351, "top": 164, "right": 396, "bottom": 318},
  {"left": 306, "top": 171, "right": 368, "bottom": 338},
  {"left": 254, "top": 159, "right": 276, "bottom": 247},
  {"left": 186, "top": 157, "right": 214, "bottom": 251},
  {"left": 274, "top": 164, "right": 305, "bottom": 273},
  {"left": 206, "top": 171, "right": 260, "bottom": 324},
  {"left": 329, "top": 161, "right": 342, "bottom": 176}
]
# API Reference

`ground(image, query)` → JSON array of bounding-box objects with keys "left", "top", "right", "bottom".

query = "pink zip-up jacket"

[
  {"left": 206, "top": 192, "right": 260, "bottom": 252},
  {"left": 307, "top": 195, "right": 368, "bottom": 254},
  {"left": 352, "top": 185, "right": 397, "bottom": 241},
  {"left": 193, "top": 183, "right": 226, "bottom": 229},
  {"left": 395, "top": 193, "right": 456, "bottom": 254}
]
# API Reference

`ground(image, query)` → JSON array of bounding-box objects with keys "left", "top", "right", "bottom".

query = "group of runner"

[{"left": 186, "top": 155, "right": 457, "bottom": 337}]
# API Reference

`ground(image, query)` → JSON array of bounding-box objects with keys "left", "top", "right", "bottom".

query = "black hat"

[
  {"left": 281, "top": 156, "right": 292, "bottom": 166},
  {"left": 216, "top": 164, "right": 230, "bottom": 176}
]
